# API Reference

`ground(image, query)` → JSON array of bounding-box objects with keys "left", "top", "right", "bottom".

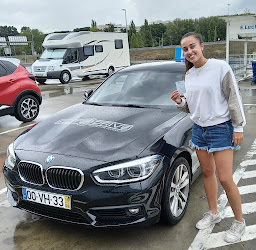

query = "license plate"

[
  {"left": 22, "top": 187, "right": 71, "bottom": 210},
  {"left": 35, "top": 73, "right": 44, "bottom": 76}
]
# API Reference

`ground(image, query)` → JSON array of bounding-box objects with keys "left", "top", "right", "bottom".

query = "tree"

[
  {"left": 140, "top": 19, "right": 153, "bottom": 47},
  {"left": 91, "top": 19, "right": 98, "bottom": 32},
  {"left": 21, "top": 26, "right": 30, "bottom": 32},
  {"left": 136, "top": 33, "right": 144, "bottom": 48},
  {"left": 150, "top": 23, "right": 166, "bottom": 39},
  {"left": 128, "top": 20, "right": 137, "bottom": 39},
  {"left": 130, "top": 33, "right": 138, "bottom": 48},
  {"left": 0, "top": 26, "right": 19, "bottom": 37},
  {"left": 104, "top": 24, "right": 115, "bottom": 32},
  {"left": 20, "top": 28, "right": 46, "bottom": 54},
  {"left": 73, "top": 27, "right": 90, "bottom": 32}
]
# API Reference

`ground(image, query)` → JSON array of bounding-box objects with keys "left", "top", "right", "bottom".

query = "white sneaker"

[
  {"left": 224, "top": 219, "right": 246, "bottom": 243},
  {"left": 196, "top": 211, "right": 221, "bottom": 230}
]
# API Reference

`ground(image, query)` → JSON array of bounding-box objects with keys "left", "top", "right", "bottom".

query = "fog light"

[
  {"left": 128, "top": 207, "right": 140, "bottom": 214},
  {"left": 7, "top": 188, "right": 19, "bottom": 206}
]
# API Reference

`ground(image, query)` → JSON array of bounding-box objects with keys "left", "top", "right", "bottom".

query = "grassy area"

[
  {"left": 130, "top": 43, "right": 227, "bottom": 62},
  {"left": 130, "top": 41, "right": 256, "bottom": 62}
]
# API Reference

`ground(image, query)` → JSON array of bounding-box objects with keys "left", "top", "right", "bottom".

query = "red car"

[{"left": 0, "top": 58, "right": 42, "bottom": 122}]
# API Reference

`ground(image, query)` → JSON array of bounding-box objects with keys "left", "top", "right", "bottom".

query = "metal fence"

[{"left": 229, "top": 40, "right": 256, "bottom": 81}]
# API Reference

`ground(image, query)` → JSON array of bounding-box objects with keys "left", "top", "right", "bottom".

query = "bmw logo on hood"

[{"left": 46, "top": 155, "right": 54, "bottom": 163}]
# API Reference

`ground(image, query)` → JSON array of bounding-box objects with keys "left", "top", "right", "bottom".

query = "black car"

[{"left": 3, "top": 62, "right": 201, "bottom": 227}]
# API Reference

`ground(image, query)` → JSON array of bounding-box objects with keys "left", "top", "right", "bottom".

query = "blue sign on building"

[{"left": 175, "top": 47, "right": 185, "bottom": 62}]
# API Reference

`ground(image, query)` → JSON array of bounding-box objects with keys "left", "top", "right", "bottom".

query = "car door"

[
  {"left": 82, "top": 45, "right": 95, "bottom": 74},
  {"left": 63, "top": 48, "right": 81, "bottom": 78},
  {"left": 94, "top": 45, "right": 105, "bottom": 71},
  {"left": 0, "top": 61, "right": 19, "bottom": 106}
]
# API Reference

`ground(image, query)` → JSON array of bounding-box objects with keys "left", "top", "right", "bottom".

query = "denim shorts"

[{"left": 190, "top": 120, "right": 240, "bottom": 153}]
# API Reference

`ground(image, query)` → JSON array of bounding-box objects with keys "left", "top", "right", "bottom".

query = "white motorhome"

[{"left": 32, "top": 31, "right": 130, "bottom": 84}]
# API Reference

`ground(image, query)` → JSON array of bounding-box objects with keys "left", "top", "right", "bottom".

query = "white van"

[{"left": 32, "top": 31, "right": 130, "bottom": 84}]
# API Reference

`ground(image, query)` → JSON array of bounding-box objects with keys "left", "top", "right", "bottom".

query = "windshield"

[
  {"left": 87, "top": 70, "right": 185, "bottom": 108},
  {"left": 40, "top": 49, "right": 67, "bottom": 59}
]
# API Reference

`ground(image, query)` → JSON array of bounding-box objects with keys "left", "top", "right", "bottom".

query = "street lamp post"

[
  {"left": 122, "top": 9, "right": 128, "bottom": 34},
  {"left": 226, "top": 3, "right": 230, "bottom": 63}
]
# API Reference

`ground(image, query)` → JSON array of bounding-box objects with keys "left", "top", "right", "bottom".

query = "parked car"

[
  {"left": 3, "top": 62, "right": 200, "bottom": 227},
  {"left": 0, "top": 57, "right": 42, "bottom": 122}
]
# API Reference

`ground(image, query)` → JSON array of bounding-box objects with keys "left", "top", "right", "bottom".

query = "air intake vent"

[
  {"left": 18, "top": 161, "right": 44, "bottom": 185},
  {"left": 46, "top": 167, "right": 84, "bottom": 191}
]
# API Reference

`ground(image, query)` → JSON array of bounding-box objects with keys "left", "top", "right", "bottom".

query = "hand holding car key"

[
  {"left": 171, "top": 90, "right": 182, "bottom": 104},
  {"left": 171, "top": 80, "right": 186, "bottom": 104}
]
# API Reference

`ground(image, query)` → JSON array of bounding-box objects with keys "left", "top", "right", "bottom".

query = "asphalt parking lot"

[{"left": 0, "top": 77, "right": 256, "bottom": 250}]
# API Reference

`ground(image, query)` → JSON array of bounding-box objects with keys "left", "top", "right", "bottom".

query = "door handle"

[{"left": 8, "top": 79, "right": 15, "bottom": 83}]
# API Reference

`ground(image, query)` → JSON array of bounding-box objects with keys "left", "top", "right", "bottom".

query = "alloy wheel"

[{"left": 169, "top": 163, "right": 190, "bottom": 217}]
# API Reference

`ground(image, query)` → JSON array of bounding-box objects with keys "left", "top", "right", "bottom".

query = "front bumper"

[
  {"left": 3, "top": 160, "right": 165, "bottom": 227},
  {"left": 47, "top": 71, "right": 62, "bottom": 79},
  {"left": 33, "top": 71, "right": 62, "bottom": 80}
]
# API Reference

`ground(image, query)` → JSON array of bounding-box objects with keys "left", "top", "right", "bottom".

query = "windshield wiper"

[
  {"left": 86, "top": 102, "right": 103, "bottom": 106},
  {"left": 111, "top": 103, "right": 146, "bottom": 108}
]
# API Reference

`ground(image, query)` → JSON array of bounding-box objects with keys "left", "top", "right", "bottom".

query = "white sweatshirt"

[{"left": 177, "top": 59, "right": 246, "bottom": 132}]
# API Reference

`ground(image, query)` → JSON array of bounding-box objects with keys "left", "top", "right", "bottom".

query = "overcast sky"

[{"left": 1, "top": 0, "right": 255, "bottom": 33}]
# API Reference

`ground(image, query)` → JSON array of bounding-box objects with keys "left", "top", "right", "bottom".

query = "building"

[{"left": 219, "top": 14, "right": 256, "bottom": 40}]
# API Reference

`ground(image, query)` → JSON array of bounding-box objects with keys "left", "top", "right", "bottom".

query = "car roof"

[
  {"left": 119, "top": 61, "right": 185, "bottom": 73},
  {"left": 0, "top": 57, "right": 20, "bottom": 67}
]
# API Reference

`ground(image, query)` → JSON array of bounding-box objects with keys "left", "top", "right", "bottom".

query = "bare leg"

[
  {"left": 213, "top": 149, "right": 243, "bottom": 222},
  {"left": 196, "top": 149, "right": 218, "bottom": 214}
]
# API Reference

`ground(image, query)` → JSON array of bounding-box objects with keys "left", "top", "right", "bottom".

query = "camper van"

[{"left": 32, "top": 32, "right": 130, "bottom": 84}]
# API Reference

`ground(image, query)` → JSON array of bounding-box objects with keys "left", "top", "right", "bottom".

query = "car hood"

[
  {"left": 15, "top": 104, "right": 185, "bottom": 162},
  {"left": 32, "top": 59, "right": 63, "bottom": 67}
]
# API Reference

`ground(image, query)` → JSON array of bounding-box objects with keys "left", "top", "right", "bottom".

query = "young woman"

[{"left": 171, "top": 32, "right": 246, "bottom": 243}]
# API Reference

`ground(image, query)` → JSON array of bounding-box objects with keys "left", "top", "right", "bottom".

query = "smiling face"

[{"left": 181, "top": 35, "right": 205, "bottom": 67}]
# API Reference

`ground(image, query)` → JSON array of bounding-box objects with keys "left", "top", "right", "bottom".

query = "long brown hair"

[{"left": 181, "top": 32, "right": 204, "bottom": 72}]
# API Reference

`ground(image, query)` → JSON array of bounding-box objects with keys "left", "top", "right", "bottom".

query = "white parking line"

[
  {"left": 189, "top": 138, "right": 256, "bottom": 249},
  {"left": 222, "top": 201, "right": 256, "bottom": 218},
  {"left": 206, "top": 225, "right": 256, "bottom": 249},
  {"left": 0, "top": 123, "right": 36, "bottom": 136},
  {"left": 240, "top": 159, "right": 256, "bottom": 167},
  {"left": 242, "top": 170, "right": 256, "bottom": 179},
  {"left": 0, "top": 187, "right": 7, "bottom": 195},
  {"left": 238, "top": 184, "right": 256, "bottom": 195}
]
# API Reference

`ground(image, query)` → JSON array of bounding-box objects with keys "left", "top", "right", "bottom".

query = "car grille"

[
  {"left": 18, "top": 161, "right": 44, "bottom": 185},
  {"left": 19, "top": 201, "right": 90, "bottom": 225},
  {"left": 46, "top": 167, "right": 84, "bottom": 191},
  {"left": 33, "top": 66, "right": 47, "bottom": 72},
  {"left": 93, "top": 209, "right": 129, "bottom": 218}
]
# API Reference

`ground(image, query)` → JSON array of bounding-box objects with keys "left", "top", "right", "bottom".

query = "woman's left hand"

[{"left": 233, "top": 132, "right": 244, "bottom": 146}]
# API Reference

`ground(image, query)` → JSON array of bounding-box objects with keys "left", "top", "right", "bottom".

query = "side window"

[
  {"left": 95, "top": 45, "right": 103, "bottom": 53},
  {"left": 0, "top": 64, "right": 8, "bottom": 77},
  {"left": 115, "top": 40, "right": 123, "bottom": 49},
  {"left": 70, "top": 48, "right": 78, "bottom": 62},
  {"left": 83, "top": 46, "right": 94, "bottom": 56},
  {"left": 1, "top": 61, "right": 17, "bottom": 73},
  {"left": 63, "top": 49, "right": 78, "bottom": 64}
]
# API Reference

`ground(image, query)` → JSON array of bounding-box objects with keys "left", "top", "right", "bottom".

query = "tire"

[
  {"left": 161, "top": 157, "right": 191, "bottom": 225},
  {"left": 37, "top": 79, "right": 46, "bottom": 85},
  {"left": 59, "top": 71, "right": 71, "bottom": 84},
  {"left": 106, "top": 67, "right": 114, "bottom": 77},
  {"left": 82, "top": 75, "right": 90, "bottom": 81},
  {"left": 14, "top": 95, "right": 40, "bottom": 122}
]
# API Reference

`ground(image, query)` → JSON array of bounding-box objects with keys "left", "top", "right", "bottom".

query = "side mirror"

[{"left": 84, "top": 89, "right": 93, "bottom": 100}]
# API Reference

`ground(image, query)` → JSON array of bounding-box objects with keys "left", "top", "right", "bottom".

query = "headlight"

[
  {"left": 92, "top": 155, "right": 163, "bottom": 184},
  {"left": 7, "top": 143, "right": 16, "bottom": 169},
  {"left": 48, "top": 65, "right": 55, "bottom": 71}
]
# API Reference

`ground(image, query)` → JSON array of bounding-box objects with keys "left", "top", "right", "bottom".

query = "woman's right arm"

[{"left": 170, "top": 91, "right": 190, "bottom": 113}]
